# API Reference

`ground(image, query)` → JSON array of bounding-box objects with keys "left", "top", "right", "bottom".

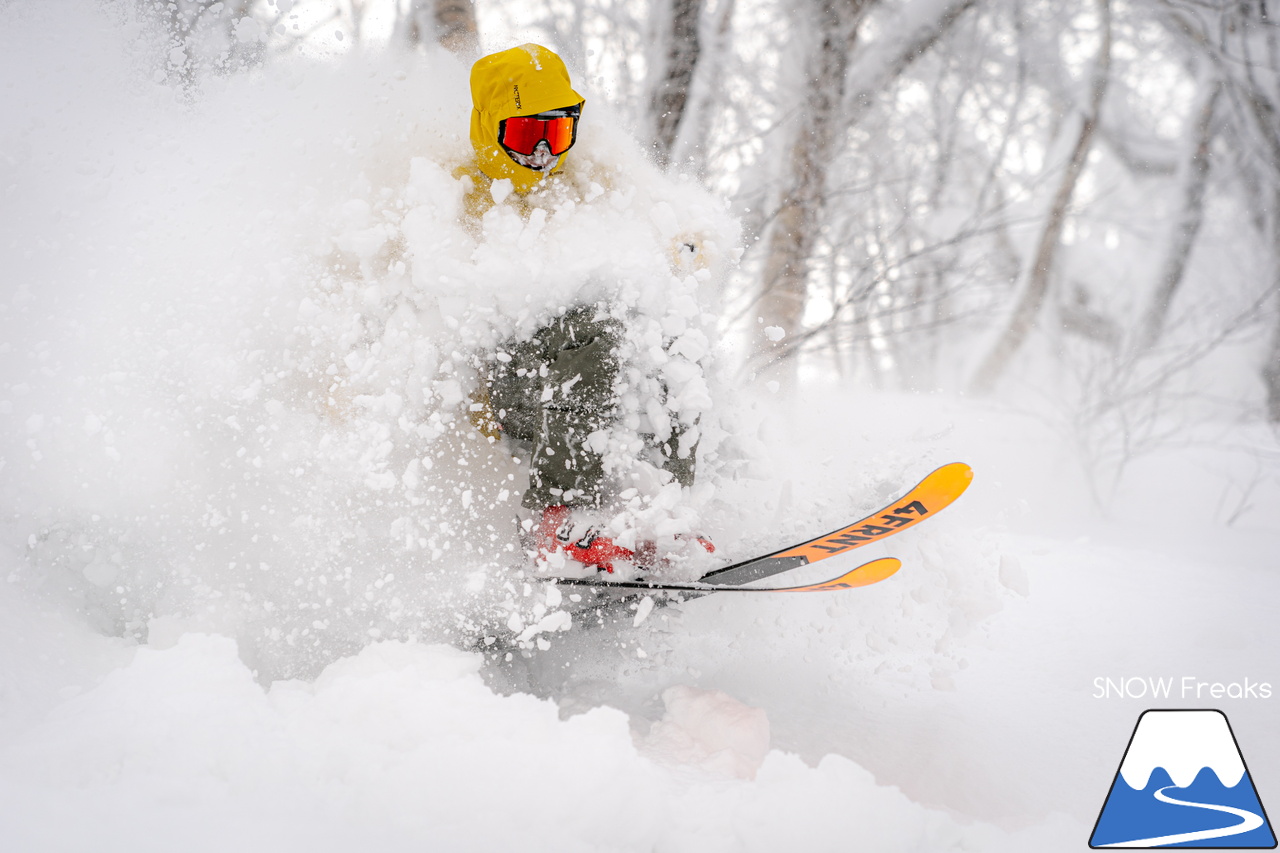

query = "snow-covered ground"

[
  {"left": 3, "top": 4, "right": 1279, "bottom": 851},
  {"left": 4, "top": 390, "right": 1278, "bottom": 852}
]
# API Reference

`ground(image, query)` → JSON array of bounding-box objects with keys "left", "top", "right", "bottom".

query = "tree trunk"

[
  {"left": 969, "top": 0, "right": 1112, "bottom": 395},
  {"left": 1263, "top": 187, "right": 1280, "bottom": 423},
  {"left": 433, "top": 0, "right": 478, "bottom": 55},
  {"left": 756, "top": 0, "right": 976, "bottom": 374},
  {"left": 1134, "top": 75, "right": 1220, "bottom": 352},
  {"left": 1252, "top": 6, "right": 1280, "bottom": 422},
  {"left": 673, "top": 0, "right": 736, "bottom": 176},
  {"left": 399, "top": 0, "right": 477, "bottom": 55},
  {"left": 841, "top": 0, "right": 977, "bottom": 128},
  {"left": 756, "top": 0, "right": 866, "bottom": 368},
  {"left": 650, "top": 0, "right": 704, "bottom": 168},
  {"left": 1265, "top": 326, "right": 1280, "bottom": 423}
]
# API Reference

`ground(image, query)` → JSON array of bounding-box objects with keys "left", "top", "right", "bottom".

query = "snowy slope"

[
  {"left": 3, "top": 4, "right": 1280, "bottom": 852},
  {"left": 4, "top": 391, "right": 1277, "bottom": 852}
]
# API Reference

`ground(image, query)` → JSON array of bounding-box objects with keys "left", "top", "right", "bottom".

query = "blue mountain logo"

[{"left": 1091, "top": 709, "right": 1276, "bottom": 848}]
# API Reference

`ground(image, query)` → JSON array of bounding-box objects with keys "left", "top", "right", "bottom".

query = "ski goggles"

[{"left": 498, "top": 109, "right": 580, "bottom": 157}]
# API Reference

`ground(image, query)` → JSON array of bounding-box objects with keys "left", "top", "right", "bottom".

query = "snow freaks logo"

[{"left": 1090, "top": 710, "right": 1277, "bottom": 848}]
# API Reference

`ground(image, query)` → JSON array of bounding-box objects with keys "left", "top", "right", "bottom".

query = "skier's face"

[
  {"left": 506, "top": 140, "right": 559, "bottom": 172},
  {"left": 498, "top": 108, "right": 580, "bottom": 172}
]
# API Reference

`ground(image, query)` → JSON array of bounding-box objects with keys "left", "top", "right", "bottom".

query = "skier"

[{"left": 460, "top": 44, "right": 708, "bottom": 575}]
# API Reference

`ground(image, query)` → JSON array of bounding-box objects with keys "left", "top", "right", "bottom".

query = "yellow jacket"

[{"left": 461, "top": 44, "right": 584, "bottom": 217}]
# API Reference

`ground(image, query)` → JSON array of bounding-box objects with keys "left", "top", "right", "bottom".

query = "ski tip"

[
  {"left": 934, "top": 461, "right": 974, "bottom": 490},
  {"left": 788, "top": 556, "right": 902, "bottom": 592}
]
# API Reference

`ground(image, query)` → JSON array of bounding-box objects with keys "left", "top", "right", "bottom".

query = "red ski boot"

[{"left": 532, "top": 505, "right": 636, "bottom": 574}]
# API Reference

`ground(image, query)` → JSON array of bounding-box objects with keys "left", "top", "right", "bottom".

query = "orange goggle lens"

[{"left": 500, "top": 115, "right": 577, "bottom": 156}]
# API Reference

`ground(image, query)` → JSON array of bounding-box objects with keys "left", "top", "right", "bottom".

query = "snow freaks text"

[{"left": 1093, "top": 677, "right": 1273, "bottom": 700}]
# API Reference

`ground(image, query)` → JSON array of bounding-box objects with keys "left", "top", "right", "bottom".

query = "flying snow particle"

[
  {"left": 235, "top": 17, "right": 265, "bottom": 44},
  {"left": 633, "top": 596, "right": 655, "bottom": 627},
  {"left": 490, "top": 179, "right": 514, "bottom": 205}
]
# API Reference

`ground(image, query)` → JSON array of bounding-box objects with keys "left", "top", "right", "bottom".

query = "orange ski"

[
  {"left": 552, "top": 464, "right": 971, "bottom": 596},
  {"left": 553, "top": 556, "right": 901, "bottom": 594},
  {"left": 699, "top": 462, "right": 973, "bottom": 587}
]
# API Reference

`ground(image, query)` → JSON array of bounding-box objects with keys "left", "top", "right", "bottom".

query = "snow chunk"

[
  {"left": 998, "top": 554, "right": 1029, "bottom": 596},
  {"left": 234, "top": 17, "right": 265, "bottom": 44},
  {"left": 632, "top": 595, "right": 655, "bottom": 627},
  {"left": 312, "top": 639, "right": 481, "bottom": 690},
  {"left": 517, "top": 608, "right": 572, "bottom": 644},
  {"left": 638, "top": 686, "right": 771, "bottom": 780},
  {"left": 648, "top": 202, "right": 679, "bottom": 238},
  {"left": 490, "top": 178, "right": 514, "bottom": 205}
]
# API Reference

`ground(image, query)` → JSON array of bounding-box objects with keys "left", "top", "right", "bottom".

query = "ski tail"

[
  {"left": 699, "top": 462, "right": 972, "bottom": 587},
  {"left": 553, "top": 557, "right": 902, "bottom": 595}
]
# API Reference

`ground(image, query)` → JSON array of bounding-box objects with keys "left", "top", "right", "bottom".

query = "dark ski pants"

[{"left": 487, "top": 305, "right": 695, "bottom": 509}]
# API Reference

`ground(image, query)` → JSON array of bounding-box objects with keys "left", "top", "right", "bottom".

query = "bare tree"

[
  {"left": 397, "top": 0, "right": 478, "bottom": 55},
  {"left": 1262, "top": 200, "right": 1280, "bottom": 422},
  {"left": 756, "top": 0, "right": 867, "bottom": 366},
  {"left": 1134, "top": 73, "right": 1220, "bottom": 352},
  {"left": 671, "top": 0, "right": 737, "bottom": 176},
  {"left": 755, "top": 0, "right": 977, "bottom": 374},
  {"left": 969, "top": 0, "right": 1112, "bottom": 394},
  {"left": 649, "top": 0, "right": 705, "bottom": 167}
]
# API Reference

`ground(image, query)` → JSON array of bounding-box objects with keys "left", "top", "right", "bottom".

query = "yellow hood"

[{"left": 469, "top": 44, "right": 584, "bottom": 194}]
